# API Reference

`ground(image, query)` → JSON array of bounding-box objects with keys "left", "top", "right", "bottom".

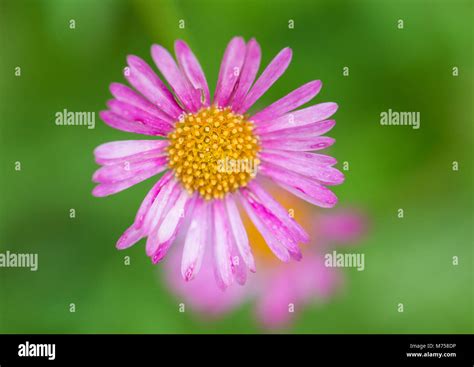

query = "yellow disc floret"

[{"left": 167, "top": 106, "right": 260, "bottom": 200}]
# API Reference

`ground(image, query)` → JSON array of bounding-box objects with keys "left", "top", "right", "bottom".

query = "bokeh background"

[{"left": 0, "top": 0, "right": 472, "bottom": 333}]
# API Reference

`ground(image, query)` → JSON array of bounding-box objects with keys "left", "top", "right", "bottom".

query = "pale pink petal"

[
  {"left": 151, "top": 44, "right": 200, "bottom": 112},
  {"left": 237, "top": 47, "right": 292, "bottom": 113},
  {"left": 230, "top": 243, "right": 247, "bottom": 286},
  {"left": 259, "top": 163, "right": 338, "bottom": 208},
  {"left": 174, "top": 40, "right": 210, "bottom": 107},
  {"left": 224, "top": 195, "right": 256, "bottom": 272},
  {"left": 116, "top": 224, "right": 144, "bottom": 250},
  {"left": 93, "top": 157, "right": 167, "bottom": 184},
  {"left": 133, "top": 171, "right": 174, "bottom": 229},
  {"left": 259, "top": 119, "right": 335, "bottom": 140},
  {"left": 149, "top": 190, "right": 194, "bottom": 264},
  {"left": 260, "top": 152, "right": 344, "bottom": 185},
  {"left": 261, "top": 136, "right": 335, "bottom": 151},
  {"left": 250, "top": 80, "right": 322, "bottom": 123},
  {"left": 213, "top": 37, "right": 246, "bottom": 107},
  {"left": 230, "top": 39, "right": 261, "bottom": 111},
  {"left": 110, "top": 83, "right": 174, "bottom": 123},
  {"left": 261, "top": 149, "right": 338, "bottom": 166},
  {"left": 181, "top": 198, "right": 209, "bottom": 281},
  {"left": 96, "top": 148, "right": 167, "bottom": 166},
  {"left": 94, "top": 140, "right": 168, "bottom": 164},
  {"left": 255, "top": 103, "right": 338, "bottom": 134},
  {"left": 107, "top": 99, "right": 173, "bottom": 131},
  {"left": 92, "top": 165, "right": 167, "bottom": 197},
  {"left": 212, "top": 200, "right": 234, "bottom": 288},
  {"left": 99, "top": 111, "right": 167, "bottom": 136},
  {"left": 239, "top": 192, "right": 290, "bottom": 262},
  {"left": 247, "top": 180, "right": 309, "bottom": 243},
  {"left": 240, "top": 188, "right": 301, "bottom": 258},
  {"left": 126, "top": 55, "right": 183, "bottom": 119},
  {"left": 110, "top": 173, "right": 173, "bottom": 250},
  {"left": 143, "top": 179, "right": 179, "bottom": 238}
]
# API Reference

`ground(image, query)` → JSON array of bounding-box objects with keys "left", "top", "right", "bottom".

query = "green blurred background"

[{"left": 0, "top": 0, "right": 472, "bottom": 333}]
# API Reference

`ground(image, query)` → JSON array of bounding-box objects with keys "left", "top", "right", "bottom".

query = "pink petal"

[
  {"left": 260, "top": 151, "right": 344, "bottom": 185},
  {"left": 107, "top": 99, "right": 173, "bottom": 132},
  {"left": 250, "top": 80, "right": 322, "bottom": 123},
  {"left": 230, "top": 38, "right": 261, "bottom": 111},
  {"left": 126, "top": 55, "right": 183, "bottom": 119},
  {"left": 94, "top": 140, "right": 168, "bottom": 163},
  {"left": 261, "top": 136, "right": 335, "bottom": 151},
  {"left": 259, "top": 163, "right": 338, "bottom": 208},
  {"left": 174, "top": 40, "right": 210, "bottom": 107},
  {"left": 224, "top": 195, "right": 256, "bottom": 272},
  {"left": 151, "top": 44, "right": 200, "bottom": 112},
  {"left": 230, "top": 243, "right": 247, "bottom": 286},
  {"left": 181, "top": 198, "right": 209, "bottom": 281},
  {"left": 212, "top": 200, "right": 234, "bottom": 288},
  {"left": 96, "top": 147, "right": 167, "bottom": 166},
  {"left": 247, "top": 180, "right": 309, "bottom": 243},
  {"left": 240, "top": 188, "right": 301, "bottom": 257},
  {"left": 255, "top": 103, "right": 338, "bottom": 134},
  {"left": 288, "top": 248, "right": 303, "bottom": 261},
  {"left": 260, "top": 119, "right": 335, "bottom": 141},
  {"left": 99, "top": 111, "right": 167, "bottom": 136},
  {"left": 110, "top": 82, "right": 174, "bottom": 123},
  {"left": 143, "top": 178, "right": 179, "bottom": 237},
  {"left": 93, "top": 157, "right": 167, "bottom": 184},
  {"left": 213, "top": 37, "right": 246, "bottom": 107},
  {"left": 116, "top": 224, "right": 144, "bottom": 250},
  {"left": 92, "top": 164, "right": 167, "bottom": 197},
  {"left": 149, "top": 189, "right": 194, "bottom": 264},
  {"left": 239, "top": 192, "right": 290, "bottom": 262},
  {"left": 261, "top": 121, "right": 336, "bottom": 143},
  {"left": 262, "top": 149, "right": 338, "bottom": 166},
  {"left": 237, "top": 47, "right": 292, "bottom": 113},
  {"left": 133, "top": 171, "right": 174, "bottom": 229}
]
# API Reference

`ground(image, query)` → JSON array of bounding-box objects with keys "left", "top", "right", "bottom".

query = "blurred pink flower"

[
  {"left": 164, "top": 185, "right": 367, "bottom": 328},
  {"left": 92, "top": 37, "right": 344, "bottom": 288}
]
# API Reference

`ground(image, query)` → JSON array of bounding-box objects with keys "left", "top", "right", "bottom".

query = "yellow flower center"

[{"left": 167, "top": 106, "right": 260, "bottom": 200}]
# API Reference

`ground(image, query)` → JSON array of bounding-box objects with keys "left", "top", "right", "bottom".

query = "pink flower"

[
  {"left": 93, "top": 37, "right": 344, "bottom": 288},
  {"left": 164, "top": 187, "right": 367, "bottom": 328}
]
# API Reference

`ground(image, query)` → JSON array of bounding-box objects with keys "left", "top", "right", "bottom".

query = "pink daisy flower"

[
  {"left": 92, "top": 36, "right": 344, "bottom": 288},
  {"left": 164, "top": 185, "right": 367, "bottom": 328}
]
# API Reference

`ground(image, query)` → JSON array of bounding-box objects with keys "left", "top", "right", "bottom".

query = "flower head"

[{"left": 93, "top": 37, "right": 344, "bottom": 288}]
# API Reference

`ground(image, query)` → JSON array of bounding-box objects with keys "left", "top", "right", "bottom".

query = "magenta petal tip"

[{"left": 183, "top": 266, "right": 195, "bottom": 282}]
